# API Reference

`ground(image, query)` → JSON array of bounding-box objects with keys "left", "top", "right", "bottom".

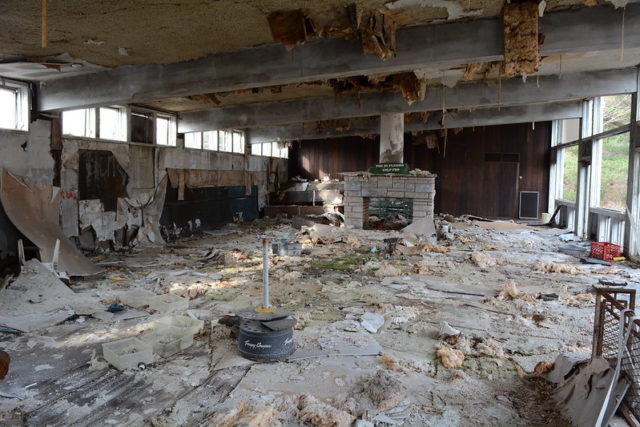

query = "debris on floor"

[{"left": 1, "top": 217, "right": 634, "bottom": 425}]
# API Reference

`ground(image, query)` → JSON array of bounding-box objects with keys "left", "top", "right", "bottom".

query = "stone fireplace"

[{"left": 342, "top": 172, "right": 436, "bottom": 229}]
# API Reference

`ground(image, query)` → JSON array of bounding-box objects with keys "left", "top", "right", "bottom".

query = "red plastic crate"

[{"left": 590, "top": 242, "right": 622, "bottom": 261}]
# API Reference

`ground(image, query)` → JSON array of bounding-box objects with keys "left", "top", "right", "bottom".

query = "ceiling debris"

[
  {"left": 502, "top": 1, "right": 541, "bottom": 77},
  {"left": 267, "top": 9, "right": 311, "bottom": 50},
  {"left": 267, "top": 4, "right": 397, "bottom": 60},
  {"left": 329, "top": 71, "right": 425, "bottom": 104},
  {"left": 463, "top": 62, "right": 484, "bottom": 81},
  {"left": 350, "top": 5, "right": 397, "bottom": 60}
]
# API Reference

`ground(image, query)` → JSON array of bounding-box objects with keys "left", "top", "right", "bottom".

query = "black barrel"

[{"left": 238, "top": 319, "right": 295, "bottom": 361}]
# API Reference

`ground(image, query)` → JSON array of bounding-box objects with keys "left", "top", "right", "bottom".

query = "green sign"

[{"left": 369, "top": 162, "right": 410, "bottom": 174}]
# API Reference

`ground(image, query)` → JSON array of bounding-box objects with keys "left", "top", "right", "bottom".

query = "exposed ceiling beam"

[
  {"left": 37, "top": 4, "right": 640, "bottom": 112},
  {"left": 247, "top": 101, "right": 583, "bottom": 143},
  {"left": 180, "top": 68, "right": 638, "bottom": 132}
]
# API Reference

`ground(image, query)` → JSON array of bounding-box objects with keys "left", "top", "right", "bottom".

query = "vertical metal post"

[
  {"left": 262, "top": 238, "right": 270, "bottom": 308},
  {"left": 625, "top": 67, "right": 640, "bottom": 257}
]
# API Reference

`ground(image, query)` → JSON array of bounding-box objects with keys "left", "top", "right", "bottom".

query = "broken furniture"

[{"left": 236, "top": 238, "right": 296, "bottom": 361}]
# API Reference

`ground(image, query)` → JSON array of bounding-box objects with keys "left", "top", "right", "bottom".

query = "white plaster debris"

[
  {"left": 4, "top": 218, "right": 635, "bottom": 425},
  {"left": 385, "top": 0, "right": 484, "bottom": 21},
  {"left": 361, "top": 312, "right": 385, "bottom": 333}
]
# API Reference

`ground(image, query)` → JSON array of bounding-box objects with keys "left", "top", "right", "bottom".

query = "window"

[
  {"left": 99, "top": 106, "right": 127, "bottom": 141},
  {"left": 232, "top": 131, "right": 244, "bottom": 153},
  {"left": 561, "top": 145, "right": 578, "bottom": 202},
  {"left": 219, "top": 130, "right": 233, "bottom": 152},
  {"left": 156, "top": 115, "right": 177, "bottom": 146},
  {"left": 261, "top": 141, "right": 272, "bottom": 157},
  {"left": 602, "top": 95, "right": 631, "bottom": 132},
  {"left": 131, "top": 109, "right": 154, "bottom": 143},
  {"left": 253, "top": 141, "right": 288, "bottom": 158},
  {"left": 203, "top": 131, "right": 218, "bottom": 150},
  {"left": 63, "top": 108, "right": 96, "bottom": 138},
  {"left": 558, "top": 118, "right": 580, "bottom": 144},
  {"left": 598, "top": 133, "right": 630, "bottom": 210},
  {"left": 0, "top": 81, "right": 29, "bottom": 131},
  {"left": 184, "top": 132, "right": 202, "bottom": 149}
]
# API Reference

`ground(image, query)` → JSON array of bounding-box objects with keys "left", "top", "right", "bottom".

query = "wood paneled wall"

[{"left": 288, "top": 122, "right": 551, "bottom": 218}]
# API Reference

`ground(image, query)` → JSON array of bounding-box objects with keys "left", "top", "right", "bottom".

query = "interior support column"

[
  {"left": 379, "top": 113, "right": 404, "bottom": 163},
  {"left": 575, "top": 100, "right": 593, "bottom": 238}
]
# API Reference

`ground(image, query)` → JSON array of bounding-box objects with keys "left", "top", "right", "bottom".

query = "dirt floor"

[{"left": 1, "top": 217, "right": 637, "bottom": 426}]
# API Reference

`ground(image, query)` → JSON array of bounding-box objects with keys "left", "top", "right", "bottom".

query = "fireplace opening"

[{"left": 366, "top": 198, "right": 413, "bottom": 230}]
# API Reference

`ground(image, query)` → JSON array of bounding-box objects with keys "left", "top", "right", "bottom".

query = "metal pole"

[{"left": 262, "top": 238, "right": 270, "bottom": 308}]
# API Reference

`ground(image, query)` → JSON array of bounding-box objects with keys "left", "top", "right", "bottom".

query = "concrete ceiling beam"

[
  {"left": 37, "top": 4, "right": 640, "bottom": 112},
  {"left": 247, "top": 101, "right": 583, "bottom": 143},
  {"left": 181, "top": 68, "right": 637, "bottom": 132}
]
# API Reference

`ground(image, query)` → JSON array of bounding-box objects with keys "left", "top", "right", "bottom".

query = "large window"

[
  {"left": 63, "top": 108, "right": 96, "bottom": 138},
  {"left": 0, "top": 81, "right": 29, "bottom": 131}
]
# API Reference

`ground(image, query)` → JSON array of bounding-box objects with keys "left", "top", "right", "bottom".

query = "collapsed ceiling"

[{"left": 2, "top": 0, "right": 638, "bottom": 138}]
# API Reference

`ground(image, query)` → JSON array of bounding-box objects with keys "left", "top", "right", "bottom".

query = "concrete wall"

[
  {"left": 60, "top": 137, "right": 287, "bottom": 246},
  {"left": 0, "top": 120, "right": 55, "bottom": 186}
]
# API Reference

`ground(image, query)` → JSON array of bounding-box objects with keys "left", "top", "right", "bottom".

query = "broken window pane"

[
  {"left": 562, "top": 145, "right": 578, "bottom": 202},
  {"left": 63, "top": 108, "right": 96, "bottom": 138},
  {"left": 599, "top": 132, "right": 629, "bottom": 210},
  {"left": 184, "top": 132, "right": 202, "bottom": 149},
  {"left": 130, "top": 110, "right": 155, "bottom": 143},
  {"left": 99, "top": 106, "right": 127, "bottom": 141}
]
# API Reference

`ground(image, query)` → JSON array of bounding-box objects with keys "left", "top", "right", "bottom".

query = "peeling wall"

[
  {"left": 60, "top": 137, "right": 287, "bottom": 247},
  {"left": 0, "top": 120, "right": 55, "bottom": 186},
  {"left": 0, "top": 120, "right": 56, "bottom": 260}
]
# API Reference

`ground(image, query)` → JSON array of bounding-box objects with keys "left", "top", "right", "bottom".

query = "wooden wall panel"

[
  {"left": 287, "top": 122, "right": 551, "bottom": 218},
  {"left": 288, "top": 136, "right": 379, "bottom": 180}
]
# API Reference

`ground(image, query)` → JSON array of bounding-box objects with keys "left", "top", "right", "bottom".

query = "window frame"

[
  {"left": 155, "top": 113, "right": 177, "bottom": 147},
  {"left": 62, "top": 108, "right": 97, "bottom": 138},
  {"left": 98, "top": 106, "right": 128, "bottom": 142},
  {"left": 0, "top": 79, "right": 29, "bottom": 132}
]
